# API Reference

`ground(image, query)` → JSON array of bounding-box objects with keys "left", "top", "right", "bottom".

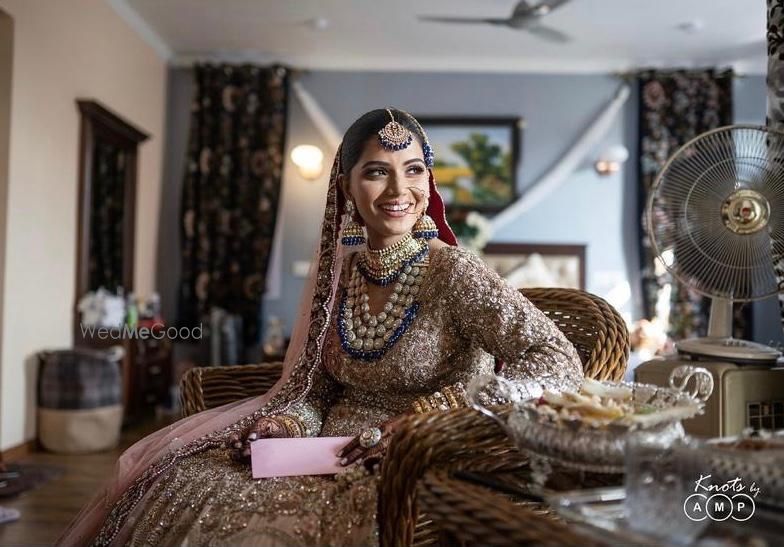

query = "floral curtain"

[
  {"left": 88, "top": 142, "right": 126, "bottom": 293},
  {"left": 178, "top": 64, "right": 289, "bottom": 344},
  {"left": 637, "top": 69, "right": 742, "bottom": 340},
  {"left": 767, "top": 0, "right": 784, "bottom": 333}
]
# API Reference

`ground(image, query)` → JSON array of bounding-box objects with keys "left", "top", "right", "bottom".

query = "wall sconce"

[
  {"left": 290, "top": 144, "right": 324, "bottom": 180},
  {"left": 594, "top": 145, "right": 629, "bottom": 176}
]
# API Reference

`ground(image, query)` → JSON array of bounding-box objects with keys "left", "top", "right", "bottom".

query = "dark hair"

[{"left": 340, "top": 108, "right": 426, "bottom": 175}]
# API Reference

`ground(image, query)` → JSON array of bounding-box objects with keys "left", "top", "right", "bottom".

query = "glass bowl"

[{"left": 467, "top": 365, "right": 714, "bottom": 475}]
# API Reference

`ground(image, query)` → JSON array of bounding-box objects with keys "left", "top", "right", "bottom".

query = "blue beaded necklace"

[{"left": 338, "top": 252, "right": 428, "bottom": 362}]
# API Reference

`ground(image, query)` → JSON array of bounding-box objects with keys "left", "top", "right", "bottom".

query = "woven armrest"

[
  {"left": 416, "top": 468, "right": 604, "bottom": 547},
  {"left": 379, "top": 406, "right": 520, "bottom": 546},
  {"left": 180, "top": 362, "right": 283, "bottom": 417},
  {"left": 521, "top": 288, "right": 629, "bottom": 382}
]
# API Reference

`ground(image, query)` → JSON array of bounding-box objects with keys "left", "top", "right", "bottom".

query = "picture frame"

[
  {"left": 482, "top": 243, "right": 586, "bottom": 290},
  {"left": 416, "top": 116, "right": 522, "bottom": 212}
]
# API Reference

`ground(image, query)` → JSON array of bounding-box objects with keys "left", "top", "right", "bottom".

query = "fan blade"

[
  {"left": 525, "top": 23, "right": 571, "bottom": 43},
  {"left": 418, "top": 15, "right": 507, "bottom": 25}
]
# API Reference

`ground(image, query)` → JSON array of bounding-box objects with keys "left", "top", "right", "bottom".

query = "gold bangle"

[
  {"left": 429, "top": 392, "right": 449, "bottom": 411},
  {"left": 415, "top": 396, "right": 433, "bottom": 413},
  {"left": 276, "top": 415, "right": 304, "bottom": 437},
  {"left": 442, "top": 386, "right": 465, "bottom": 409}
]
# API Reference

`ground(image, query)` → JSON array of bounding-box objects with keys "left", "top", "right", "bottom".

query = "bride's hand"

[
  {"left": 337, "top": 416, "right": 405, "bottom": 468},
  {"left": 228, "top": 417, "right": 287, "bottom": 463}
]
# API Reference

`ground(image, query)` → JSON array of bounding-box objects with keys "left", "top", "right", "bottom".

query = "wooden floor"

[{"left": 0, "top": 416, "right": 175, "bottom": 545}]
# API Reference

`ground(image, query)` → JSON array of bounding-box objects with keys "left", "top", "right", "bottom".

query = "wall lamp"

[{"left": 290, "top": 144, "right": 324, "bottom": 180}]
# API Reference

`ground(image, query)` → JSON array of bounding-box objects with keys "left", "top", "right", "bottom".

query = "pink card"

[{"left": 251, "top": 436, "right": 354, "bottom": 479}]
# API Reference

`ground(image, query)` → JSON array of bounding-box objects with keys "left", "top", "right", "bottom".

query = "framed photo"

[
  {"left": 417, "top": 116, "right": 522, "bottom": 212},
  {"left": 482, "top": 243, "right": 586, "bottom": 290}
]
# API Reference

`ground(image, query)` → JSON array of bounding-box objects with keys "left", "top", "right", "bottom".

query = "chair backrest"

[
  {"left": 520, "top": 287, "right": 629, "bottom": 382},
  {"left": 179, "top": 362, "right": 283, "bottom": 417},
  {"left": 179, "top": 288, "right": 629, "bottom": 416}
]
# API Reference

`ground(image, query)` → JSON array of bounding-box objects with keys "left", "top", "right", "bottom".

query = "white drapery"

[{"left": 491, "top": 84, "right": 630, "bottom": 232}]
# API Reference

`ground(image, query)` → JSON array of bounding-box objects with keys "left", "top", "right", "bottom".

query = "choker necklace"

[
  {"left": 338, "top": 255, "right": 429, "bottom": 361},
  {"left": 358, "top": 233, "right": 429, "bottom": 286}
]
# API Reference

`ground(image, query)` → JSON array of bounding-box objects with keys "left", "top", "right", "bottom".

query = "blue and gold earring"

[
  {"left": 412, "top": 198, "right": 438, "bottom": 240},
  {"left": 341, "top": 200, "right": 366, "bottom": 246},
  {"left": 412, "top": 206, "right": 438, "bottom": 240}
]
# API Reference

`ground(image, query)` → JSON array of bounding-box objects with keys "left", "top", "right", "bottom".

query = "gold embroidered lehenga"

[
  {"left": 59, "top": 112, "right": 583, "bottom": 546},
  {"left": 115, "top": 247, "right": 582, "bottom": 545}
]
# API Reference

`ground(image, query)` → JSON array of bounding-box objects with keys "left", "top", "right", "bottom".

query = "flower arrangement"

[
  {"left": 450, "top": 210, "right": 493, "bottom": 252},
  {"left": 629, "top": 318, "right": 672, "bottom": 357}
]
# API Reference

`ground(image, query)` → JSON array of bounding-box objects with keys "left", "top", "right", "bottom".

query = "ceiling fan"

[{"left": 419, "top": 0, "right": 572, "bottom": 43}]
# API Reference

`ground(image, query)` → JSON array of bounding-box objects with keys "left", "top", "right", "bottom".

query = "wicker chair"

[
  {"left": 179, "top": 288, "right": 628, "bottom": 416},
  {"left": 179, "top": 288, "right": 628, "bottom": 545}
]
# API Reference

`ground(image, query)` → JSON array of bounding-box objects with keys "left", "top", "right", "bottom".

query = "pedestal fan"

[{"left": 647, "top": 124, "right": 784, "bottom": 364}]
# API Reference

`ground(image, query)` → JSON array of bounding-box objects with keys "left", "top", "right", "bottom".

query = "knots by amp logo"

[{"left": 683, "top": 475, "right": 760, "bottom": 522}]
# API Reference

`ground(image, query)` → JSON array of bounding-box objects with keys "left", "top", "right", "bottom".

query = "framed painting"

[
  {"left": 416, "top": 116, "right": 522, "bottom": 212},
  {"left": 482, "top": 243, "right": 586, "bottom": 290}
]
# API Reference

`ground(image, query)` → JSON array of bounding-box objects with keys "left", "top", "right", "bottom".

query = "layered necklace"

[
  {"left": 357, "top": 232, "right": 429, "bottom": 286},
  {"left": 339, "top": 233, "right": 429, "bottom": 361}
]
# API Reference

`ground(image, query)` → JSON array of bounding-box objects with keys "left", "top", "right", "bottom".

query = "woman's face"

[{"left": 342, "top": 136, "right": 430, "bottom": 249}]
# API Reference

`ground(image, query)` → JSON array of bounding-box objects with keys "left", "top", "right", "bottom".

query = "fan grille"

[{"left": 647, "top": 125, "right": 784, "bottom": 301}]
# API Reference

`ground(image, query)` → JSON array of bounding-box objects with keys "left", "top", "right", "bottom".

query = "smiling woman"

[{"left": 59, "top": 108, "right": 583, "bottom": 547}]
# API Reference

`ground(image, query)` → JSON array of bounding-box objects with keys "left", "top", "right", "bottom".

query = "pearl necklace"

[
  {"left": 358, "top": 232, "right": 429, "bottom": 286},
  {"left": 339, "top": 251, "right": 428, "bottom": 361}
]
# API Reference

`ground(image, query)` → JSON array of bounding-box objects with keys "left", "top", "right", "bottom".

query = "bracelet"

[
  {"left": 413, "top": 397, "right": 433, "bottom": 414},
  {"left": 442, "top": 382, "right": 467, "bottom": 409},
  {"left": 429, "top": 391, "right": 450, "bottom": 411},
  {"left": 412, "top": 382, "right": 468, "bottom": 414},
  {"left": 275, "top": 415, "right": 305, "bottom": 437}
]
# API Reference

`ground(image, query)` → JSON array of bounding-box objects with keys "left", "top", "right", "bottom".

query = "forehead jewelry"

[{"left": 378, "top": 108, "right": 414, "bottom": 151}]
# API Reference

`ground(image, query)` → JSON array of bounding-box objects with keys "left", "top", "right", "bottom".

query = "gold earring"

[
  {"left": 341, "top": 200, "right": 366, "bottom": 246},
  {"left": 412, "top": 203, "right": 438, "bottom": 240}
]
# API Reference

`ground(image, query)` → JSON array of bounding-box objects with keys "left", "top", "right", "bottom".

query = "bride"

[{"left": 59, "top": 108, "right": 583, "bottom": 546}]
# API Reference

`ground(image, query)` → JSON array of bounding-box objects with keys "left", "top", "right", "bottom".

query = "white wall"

[
  {"left": 0, "top": 9, "right": 12, "bottom": 453},
  {"left": 0, "top": 0, "right": 166, "bottom": 450}
]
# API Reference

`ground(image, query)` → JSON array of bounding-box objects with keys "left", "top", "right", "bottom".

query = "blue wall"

[{"left": 160, "top": 69, "right": 777, "bottom": 346}]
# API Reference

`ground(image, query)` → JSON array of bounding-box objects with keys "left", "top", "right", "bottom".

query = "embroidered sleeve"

[
  {"left": 274, "top": 364, "right": 342, "bottom": 437},
  {"left": 446, "top": 249, "right": 584, "bottom": 392}
]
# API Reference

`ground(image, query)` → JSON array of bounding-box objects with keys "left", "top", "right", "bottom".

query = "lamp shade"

[
  {"left": 594, "top": 144, "right": 629, "bottom": 176},
  {"left": 600, "top": 145, "right": 630, "bottom": 164},
  {"left": 290, "top": 144, "right": 324, "bottom": 180}
]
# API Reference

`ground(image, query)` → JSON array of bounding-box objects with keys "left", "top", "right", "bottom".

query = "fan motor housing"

[{"left": 721, "top": 188, "right": 770, "bottom": 235}]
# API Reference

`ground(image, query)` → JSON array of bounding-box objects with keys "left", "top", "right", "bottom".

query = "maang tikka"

[
  {"left": 377, "top": 108, "right": 435, "bottom": 168},
  {"left": 378, "top": 109, "right": 413, "bottom": 151},
  {"left": 341, "top": 199, "right": 366, "bottom": 246}
]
